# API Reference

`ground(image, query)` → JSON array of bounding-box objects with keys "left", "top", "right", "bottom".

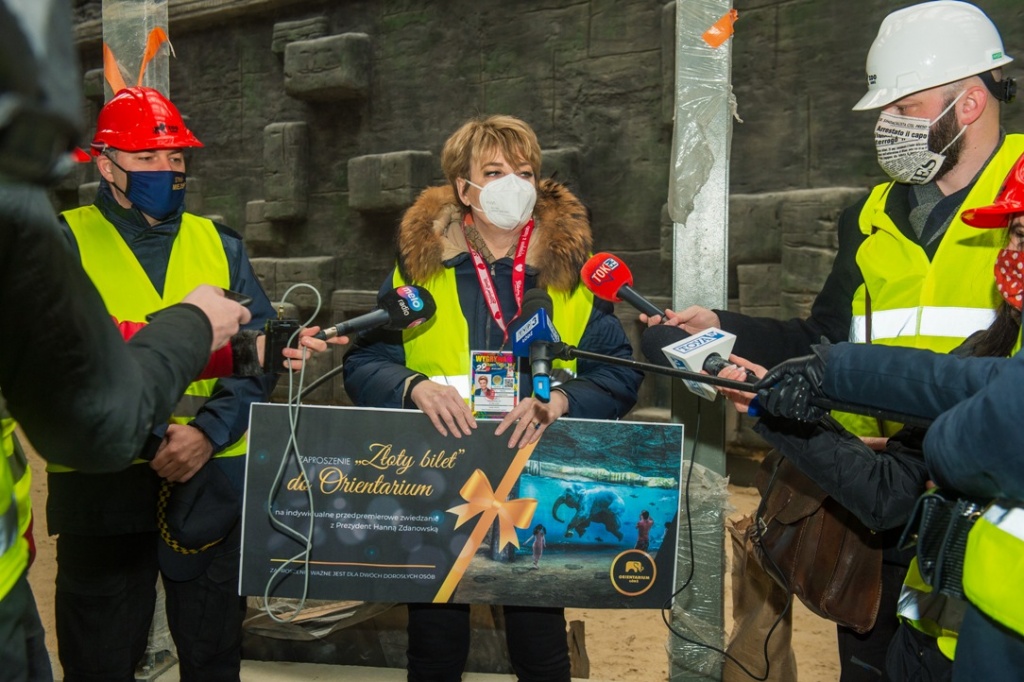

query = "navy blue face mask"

[{"left": 106, "top": 155, "right": 187, "bottom": 221}]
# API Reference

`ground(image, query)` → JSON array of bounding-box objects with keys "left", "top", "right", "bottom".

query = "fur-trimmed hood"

[{"left": 396, "top": 178, "right": 592, "bottom": 292}]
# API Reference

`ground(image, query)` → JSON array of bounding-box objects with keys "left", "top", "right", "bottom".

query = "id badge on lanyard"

[
  {"left": 462, "top": 219, "right": 534, "bottom": 415},
  {"left": 470, "top": 350, "right": 518, "bottom": 417}
]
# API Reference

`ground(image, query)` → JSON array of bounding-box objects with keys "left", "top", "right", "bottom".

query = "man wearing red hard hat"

[{"left": 49, "top": 86, "right": 276, "bottom": 682}]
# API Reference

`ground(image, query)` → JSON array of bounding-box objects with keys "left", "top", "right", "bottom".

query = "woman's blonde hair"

[{"left": 441, "top": 115, "right": 542, "bottom": 209}]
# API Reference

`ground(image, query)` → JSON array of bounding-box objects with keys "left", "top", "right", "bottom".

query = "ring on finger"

[{"left": 532, "top": 421, "right": 542, "bottom": 430}]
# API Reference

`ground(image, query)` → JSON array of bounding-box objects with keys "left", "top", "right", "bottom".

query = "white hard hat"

[{"left": 853, "top": 0, "right": 1013, "bottom": 111}]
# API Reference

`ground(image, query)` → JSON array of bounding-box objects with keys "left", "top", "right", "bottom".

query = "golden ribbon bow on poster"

[
  {"left": 448, "top": 469, "right": 537, "bottom": 550},
  {"left": 433, "top": 441, "right": 538, "bottom": 602}
]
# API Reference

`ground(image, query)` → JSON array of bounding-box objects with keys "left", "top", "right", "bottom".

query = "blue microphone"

[{"left": 509, "top": 289, "right": 561, "bottom": 402}]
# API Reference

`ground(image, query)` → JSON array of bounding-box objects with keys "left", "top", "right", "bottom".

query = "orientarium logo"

[{"left": 609, "top": 549, "right": 656, "bottom": 597}]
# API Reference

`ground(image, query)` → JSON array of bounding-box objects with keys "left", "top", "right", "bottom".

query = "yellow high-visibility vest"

[
  {"left": 54, "top": 206, "right": 248, "bottom": 472},
  {"left": 0, "top": 416, "right": 29, "bottom": 603},
  {"left": 394, "top": 267, "right": 593, "bottom": 399},
  {"left": 836, "top": 134, "right": 1024, "bottom": 437},
  {"left": 962, "top": 502, "right": 1024, "bottom": 637}
]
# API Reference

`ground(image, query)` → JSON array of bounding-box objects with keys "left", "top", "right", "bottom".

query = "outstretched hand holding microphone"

[
  {"left": 581, "top": 251, "right": 842, "bottom": 423},
  {"left": 579, "top": 252, "right": 722, "bottom": 332}
]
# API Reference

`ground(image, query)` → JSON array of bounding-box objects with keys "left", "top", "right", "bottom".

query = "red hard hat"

[
  {"left": 91, "top": 87, "right": 203, "bottom": 154},
  {"left": 962, "top": 154, "right": 1024, "bottom": 229}
]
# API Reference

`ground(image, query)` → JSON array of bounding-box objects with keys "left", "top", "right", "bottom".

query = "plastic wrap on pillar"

[
  {"left": 669, "top": 1, "right": 738, "bottom": 226},
  {"left": 102, "top": 0, "right": 171, "bottom": 98},
  {"left": 669, "top": 462, "right": 730, "bottom": 677}
]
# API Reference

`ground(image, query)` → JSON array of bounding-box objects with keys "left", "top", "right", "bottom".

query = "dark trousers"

[
  {"left": 836, "top": 562, "right": 906, "bottom": 681},
  {"left": 55, "top": 529, "right": 245, "bottom": 682},
  {"left": 885, "top": 622, "right": 952, "bottom": 682},
  {"left": 406, "top": 603, "right": 571, "bottom": 682},
  {"left": 0, "top": 573, "right": 53, "bottom": 682},
  {"left": 952, "top": 604, "right": 1024, "bottom": 681}
]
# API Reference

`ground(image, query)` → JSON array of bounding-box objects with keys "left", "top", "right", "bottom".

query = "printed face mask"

[
  {"left": 874, "top": 91, "right": 967, "bottom": 185},
  {"left": 107, "top": 155, "right": 187, "bottom": 221},
  {"left": 994, "top": 248, "right": 1024, "bottom": 310},
  {"left": 465, "top": 173, "right": 537, "bottom": 230}
]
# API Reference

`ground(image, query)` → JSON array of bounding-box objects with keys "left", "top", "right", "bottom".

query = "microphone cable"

[
  {"left": 294, "top": 363, "right": 345, "bottom": 403},
  {"left": 261, "top": 282, "right": 323, "bottom": 624},
  {"left": 659, "top": 397, "right": 792, "bottom": 681}
]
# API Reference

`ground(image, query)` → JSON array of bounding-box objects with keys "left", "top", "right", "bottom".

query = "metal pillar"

[
  {"left": 667, "top": 1, "right": 735, "bottom": 680},
  {"left": 101, "top": 2, "right": 174, "bottom": 676}
]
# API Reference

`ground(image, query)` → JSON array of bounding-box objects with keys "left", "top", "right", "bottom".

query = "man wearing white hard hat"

[{"left": 647, "top": 2, "right": 1020, "bottom": 680}]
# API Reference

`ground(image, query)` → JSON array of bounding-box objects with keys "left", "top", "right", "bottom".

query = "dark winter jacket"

[{"left": 822, "top": 342, "right": 1024, "bottom": 501}]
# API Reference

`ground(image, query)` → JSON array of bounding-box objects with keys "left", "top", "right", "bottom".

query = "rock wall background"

[{"left": 65, "top": 0, "right": 1024, "bottom": 442}]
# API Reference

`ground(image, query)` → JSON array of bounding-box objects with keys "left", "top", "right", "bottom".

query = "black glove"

[{"left": 754, "top": 344, "right": 830, "bottom": 422}]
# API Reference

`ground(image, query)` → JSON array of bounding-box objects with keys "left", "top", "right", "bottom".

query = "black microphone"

[
  {"left": 640, "top": 325, "right": 757, "bottom": 383},
  {"left": 529, "top": 341, "right": 556, "bottom": 403},
  {"left": 510, "top": 289, "right": 560, "bottom": 356},
  {"left": 315, "top": 285, "right": 436, "bottom": 340}
]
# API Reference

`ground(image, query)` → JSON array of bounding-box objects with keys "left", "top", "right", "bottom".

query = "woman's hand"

[
  {"left": 257, "top": 326, "right": 349, "bottom": 372},
  {"left": 410, "top": 380, "right": 477, "bottom": 438},
  {"left": 715, "top": 354, "right": 766, "bottom": 414},
  {"left": 495, "top": 392, "right": 569, "bottom": 449}
]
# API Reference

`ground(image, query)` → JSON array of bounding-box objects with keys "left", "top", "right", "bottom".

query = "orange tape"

[
  {"left": 702, "top": 9, "right": 738, "bottom": 48},
  {"left": 103, "top": 43, "right": 129, "bottom": 94},
  {"left": 138, "top": 27, "right": 172, "bottom": 86}
]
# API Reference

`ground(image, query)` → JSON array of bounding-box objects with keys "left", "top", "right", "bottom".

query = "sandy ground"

[{"left": 25, "top": 446, "right": 839, "bottom": 681}]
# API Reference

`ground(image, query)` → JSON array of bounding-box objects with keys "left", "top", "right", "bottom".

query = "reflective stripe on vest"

[
  {"left": 836, "top": 135, "right": 1024, "bottom": 438},
  {"left": 962, "top": 503, "right": 1024, "bottom": 637},
  {"left": 849, "top": 306, "right": 997, "bottom": 344},
  {"left": 394, "top": 266, "right": 593, "bottom": 400},
  {"left": 896, "top": 557, "right": 964, "bottom": 660},
  {"left": 0, "top": 417, "right": 29, "bottom": 602},
  {"left": 59, "top": 207, "right": 248, "bottom": 468}
]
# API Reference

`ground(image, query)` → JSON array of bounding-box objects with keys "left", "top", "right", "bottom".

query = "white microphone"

[{"left": 658, "top": 327, "right": 739, "bottom": 400}]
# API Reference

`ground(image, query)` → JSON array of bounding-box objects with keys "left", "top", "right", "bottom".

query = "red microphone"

[{"left": 580, "top": 252, "right": 665, "bottom": 318}]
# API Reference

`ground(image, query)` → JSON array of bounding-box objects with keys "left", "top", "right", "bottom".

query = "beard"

[{"left": 929, "top": 97, "right": 965, "bottom": 181}]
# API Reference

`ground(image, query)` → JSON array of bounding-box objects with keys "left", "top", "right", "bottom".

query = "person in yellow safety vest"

[
  {"left": 893, "top": 151, "right": 1024, "bottom": 673},
  {"left": 717, "top": 155, "right": 1024, "bottom": 679},
  {"left": 343, "top": 114, "right": 642, "bottom": 681},
  {"left": 1, "top": 412, "right": 49, "bottom": 681},
  {"left": 646, "top": 2, "right": 1021, "bottom": 677},
  {"left": 48, "top": 87, "right": 278, "bottom": 682},
  {"left": 0, "top": 1, "right": 271, "bottom": 679},
  {"left": 748, "top": 319, "right": 1024, "bottom": 680},
  {"left": 734, "top": 198, "right": 1024, "bottom": 682}
]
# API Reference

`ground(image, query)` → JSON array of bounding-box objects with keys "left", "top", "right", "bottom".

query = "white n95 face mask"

[
  {"left": 873, "top": 92, "right": 966, "bottom": 185},
  {"left": 466, "top": 174, "right": 537, "bottom": 230}
]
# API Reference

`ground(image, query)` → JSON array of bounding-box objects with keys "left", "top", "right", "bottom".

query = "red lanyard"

[{"left": 462, "top": 217, "right": 534, "bottom": 341}]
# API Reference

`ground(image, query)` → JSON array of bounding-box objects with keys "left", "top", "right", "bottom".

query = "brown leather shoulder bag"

[{"left": 748, "top": 449, "right": 884, "bottom": 634}]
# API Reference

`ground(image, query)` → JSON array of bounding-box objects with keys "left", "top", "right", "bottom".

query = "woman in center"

[{"left": 344, "top": 115, "right": 641, "bottom": 681}]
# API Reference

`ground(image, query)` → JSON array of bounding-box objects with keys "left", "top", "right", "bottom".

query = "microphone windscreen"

[
  {"left": 518, "top": 288, "right": 554, "bottom": 319},
  {"left": 640, "top": 324, "right": 691, "bottom": 367},
  {"left": 380, "top": 285, "right": 437, "bottom": 330},
  {"left": 580, "top": 252, "right": 633, "bottom": 302}
]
